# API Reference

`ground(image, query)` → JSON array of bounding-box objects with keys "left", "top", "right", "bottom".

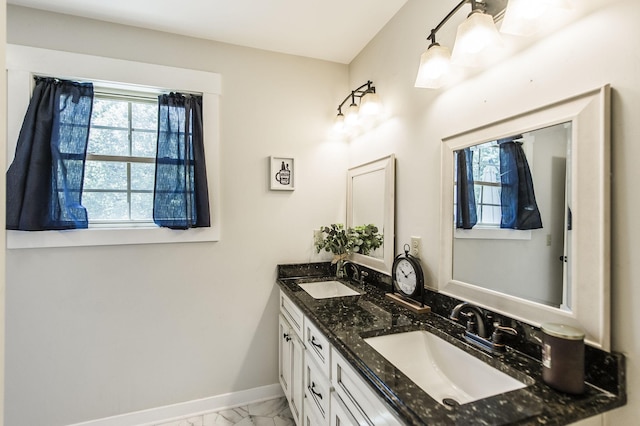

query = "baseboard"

[{"left": 67, "top": 384, "right": 284, "bottom": 426}]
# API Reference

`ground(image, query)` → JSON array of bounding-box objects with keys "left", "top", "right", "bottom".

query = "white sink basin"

[
  {"left": 364, "top": 330, "right": 526, "bottom": 406},
  {"left": 298, "top": 281, "right": 360, "bottom": 299}
]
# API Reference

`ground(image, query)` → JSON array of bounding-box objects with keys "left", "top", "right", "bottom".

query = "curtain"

[
  {"left": 498, "top": 139, "right": 543, "bottom": 230},
  {"left": 154, "top": 93, "right": 210, "bottom": 229},
  {"left": 456, "top": 148, "right": 477, "bottom": 229},
  {"left": 6, "top": 77, "right": 94, "bottom": 231}
]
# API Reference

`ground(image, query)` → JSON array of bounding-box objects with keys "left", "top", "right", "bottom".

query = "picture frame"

[{"left": 270, "top": 156, "right": 295, "bottom": 191}]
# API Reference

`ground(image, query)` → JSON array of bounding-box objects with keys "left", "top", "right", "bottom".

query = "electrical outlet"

[
  {"left": 410, "top": 236, "right": 421, "bottom": 258},
  {"left": 314, "top": 229, "right": 323, "bottom": 246}
]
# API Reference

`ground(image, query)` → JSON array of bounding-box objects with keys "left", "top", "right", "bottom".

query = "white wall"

[
  {"left": 5, "top": 6, "right": 347, "bottom": 426},
  {"left": 348, "top": 0, "right": 640, "bottom": 423}
]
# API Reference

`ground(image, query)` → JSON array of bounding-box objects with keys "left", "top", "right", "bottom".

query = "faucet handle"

[
  {"left": 491, "top": 322, "right": 518, "bottom": 344},
  {"left": 493, "top": 322, "right": 518, "bottom": 335}
]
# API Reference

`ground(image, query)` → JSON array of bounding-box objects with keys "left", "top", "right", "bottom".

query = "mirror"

[
  {"left": 453, "top": 122, "right": 571, "bottom": 309},
  {"left": 439, "top": 86, "right": 610, "bottom": 350},
  {"left": 347, "top": 155, "right": 395, "bottom": 275}
]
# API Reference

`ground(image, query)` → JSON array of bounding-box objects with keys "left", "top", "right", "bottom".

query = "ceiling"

[{"left": 7, "top": 0, "right": 409, "bottom": 64}]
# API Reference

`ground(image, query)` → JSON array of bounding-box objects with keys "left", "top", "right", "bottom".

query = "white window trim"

[
  {"left": 5, "top": 44, "right": 222, "bottom": 248},
  {"left": 454, "top": 135, "right": 535, "bottom": 241},
  {"left": 454, "top": 227, "right": 531, "bottom": 240}
]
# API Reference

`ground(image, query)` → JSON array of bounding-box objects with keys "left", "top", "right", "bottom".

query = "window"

[
  {"left": 7, "top": 44, "right": 221, "bottom": 248},
  {"left": 83, "top": 92, "right": 158, "bottom": 225},
  {"left": 454, "top": 137, "right": 536, "bottom": 240},
  {"left": 470, "top": 141, "right": 501, "bottom": 226}
]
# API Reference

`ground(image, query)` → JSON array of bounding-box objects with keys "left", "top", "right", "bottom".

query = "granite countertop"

[{"left": 276, "top": 264, "right": 626, "bottom": 426}]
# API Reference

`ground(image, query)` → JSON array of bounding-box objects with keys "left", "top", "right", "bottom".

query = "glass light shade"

[
  {"left": 451, "top": 11, "right": 503, "bottom": 67},
  {"left": 333, "top": 113, "right": 345, "bottom": 132},
  {"left": 501, "top": 0, "right": 572, "bottom": 36},
  {"left": 414, "top": 43, "right": 451, "bottom": 89},
  {"left": 344, "top": 103, "right": 359, "bottom": 127},
  {"left": 360, "top": 92, "right": 382, "bottom": 116}
]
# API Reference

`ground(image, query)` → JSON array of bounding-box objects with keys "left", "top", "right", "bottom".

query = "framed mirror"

[
  {"left": 347, "top": 155, "right": 395, "bottom": 275},
  {"left": 439, "top": 86, "right": 610, "bottom": 350}
]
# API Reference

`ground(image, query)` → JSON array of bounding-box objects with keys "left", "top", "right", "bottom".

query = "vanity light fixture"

[
  {"left": 333, "top": 80, "right": 382, "bottom": 135},
  {"left": 501, "top": 0, "right": 572, "bottom": 36},
  {"left": 415, "top": 0, "right": 571, "bottom": 89}
]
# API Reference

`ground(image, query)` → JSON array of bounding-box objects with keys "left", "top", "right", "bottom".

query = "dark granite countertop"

[{"left": 276, "top": 263, "right": 626, "bottom": 426}]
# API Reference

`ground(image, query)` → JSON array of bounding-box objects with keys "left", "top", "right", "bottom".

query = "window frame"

[
  {"left": 454, "top": 137, "right": 534, "bottom": 241},
  {"left": 6, "top": 44, "right": 221, "bottom": 248},
  {"left": 84, "top": 91, "right": 159, "bottom": 226}
]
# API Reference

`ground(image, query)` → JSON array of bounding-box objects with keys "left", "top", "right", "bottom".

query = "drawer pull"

[
  {"left": 311, "top": 335, "right": 323, "bottom": 350},
  {"left": 310, "top": 382, "right": 323, "bottom": 400}
]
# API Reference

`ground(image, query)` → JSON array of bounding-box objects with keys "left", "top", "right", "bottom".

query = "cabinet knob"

[{"left": 283, "top": 333, "right": 292, "bottom": 342}]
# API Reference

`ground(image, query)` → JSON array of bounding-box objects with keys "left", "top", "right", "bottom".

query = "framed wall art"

[{"left": 270, "top": 156, "right": 295, "bottom": 191}]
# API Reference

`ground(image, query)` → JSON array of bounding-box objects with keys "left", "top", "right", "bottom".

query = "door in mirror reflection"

[{"left": 452, "top": 122, "right": 571, "bottom": 309}]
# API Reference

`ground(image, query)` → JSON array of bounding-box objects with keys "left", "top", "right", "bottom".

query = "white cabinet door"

[
  {"left": 279, "top": 313, "right": 305, "bottom": 426},
  {"left": 279, "top": 314, "right": 293, "bottom": 399},
  {"left": 291, "top": 328, "right": 305, "bottom": 425}
]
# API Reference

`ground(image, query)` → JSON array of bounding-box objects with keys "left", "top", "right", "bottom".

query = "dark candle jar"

[{"left": 541, "top": 323, "right": 585, "bottom": 394}]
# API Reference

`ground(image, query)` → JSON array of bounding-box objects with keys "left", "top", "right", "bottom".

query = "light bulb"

[
  {"left": 344, "top": 103, "right": 359, "bottom": 127},
  {"left": 501, "top": 0, "right": 572, "bottom": 36},
  {"left": 333, "top": 113, "right": 345, "bottom": 133},
  {"left": 415, "top": 43, "right": 452, "bottom": 89},
  {"left": 360, "top": 92, "right": 382, "bottom": 116},
  {"left": 451, "top": 11, "right": 503, "bottom": 67}
]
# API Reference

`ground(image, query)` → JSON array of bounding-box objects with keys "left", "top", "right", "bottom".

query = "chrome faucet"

[{"left": 450, "top": 302, "right": 518, "bottom": 353}]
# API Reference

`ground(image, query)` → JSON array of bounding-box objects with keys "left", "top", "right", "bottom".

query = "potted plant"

[{"left": 315, "top": 223, "right": 383, "bottom": 276}]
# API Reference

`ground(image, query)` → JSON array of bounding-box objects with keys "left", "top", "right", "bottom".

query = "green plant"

[
  {"left": 315, "top": 223, "right": 383, "bottom": 260},
  {"left": 351, "top": 224, "right": 383, "bottom": 256}
]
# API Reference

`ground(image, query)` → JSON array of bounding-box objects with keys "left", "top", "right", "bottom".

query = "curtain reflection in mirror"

[{"left": 455, "top": 148, "right": 477, "bottom": 229}]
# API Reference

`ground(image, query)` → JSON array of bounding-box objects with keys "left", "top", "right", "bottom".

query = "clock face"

[{"left": 395, "top": 258, "right": 417, "bottom": 296}]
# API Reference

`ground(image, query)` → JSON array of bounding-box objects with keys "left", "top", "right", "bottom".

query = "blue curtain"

[
  {"left": 6, "top": 77, "right": 93, "bottom": 231},
  {"left": 154, "top": 93, "right": 210, "bottom": 229},
  {"left": 498, "top": 139, "right": 543, "bottom": 230},
  {"left": 456, "top": 148, "right": 477, "bottom": 229}
]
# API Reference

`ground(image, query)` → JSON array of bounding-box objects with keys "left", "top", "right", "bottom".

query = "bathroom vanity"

[{"left": 277, "top": 262, "right": 625, "bottom": 426}]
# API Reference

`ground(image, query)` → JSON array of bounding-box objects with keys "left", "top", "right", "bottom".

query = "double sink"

[{"left": 299, "top": 280, "right": 527, "bottom": 407}]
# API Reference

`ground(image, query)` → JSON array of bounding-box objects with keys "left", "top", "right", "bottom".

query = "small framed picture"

[{"left": 270, "top": 156, "right": 295, "bottom": 191}]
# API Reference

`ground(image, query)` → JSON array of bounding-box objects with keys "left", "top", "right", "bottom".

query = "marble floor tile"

[{"left": 201, "top": 397, "right": 294, "bottom": 426}]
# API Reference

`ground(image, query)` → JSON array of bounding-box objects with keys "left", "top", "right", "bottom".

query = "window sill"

[
  {"left": 7, "top": 226, "right": 220, "bottom": 249},
  {"left": 454, "top": 227, "right": 531, "bottom": 241}
]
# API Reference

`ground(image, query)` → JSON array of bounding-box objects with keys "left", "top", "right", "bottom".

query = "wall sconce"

[
  {"left": 334, "top": 80, "right": 382, "bottom": 136},
  {"left": 415, "top": 0, "right": 571, "bottom": 89}
]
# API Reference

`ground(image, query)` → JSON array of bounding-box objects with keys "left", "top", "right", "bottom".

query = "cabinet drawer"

[
  {"left": 280, "top": 290, "right": 304, "bottom": 339},
  {"left": 331, "top": 348, "right": 402, "bottom": 426},
  {"left": 304, "top": 397, "right": 324, "bottom": 426},
  {"left": 305, "top": 318, "right": 331, "bottom": 377},
  {"left": 304, "top": 355, "right": 331, "bottom": 425},
  {"left": 330, "top": 392, "right": 358, "bottom": 426}
]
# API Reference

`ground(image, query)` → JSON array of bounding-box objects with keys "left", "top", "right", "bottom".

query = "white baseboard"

[{"left": 67, "top": 384, "right": 284, "bottom": 426}]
